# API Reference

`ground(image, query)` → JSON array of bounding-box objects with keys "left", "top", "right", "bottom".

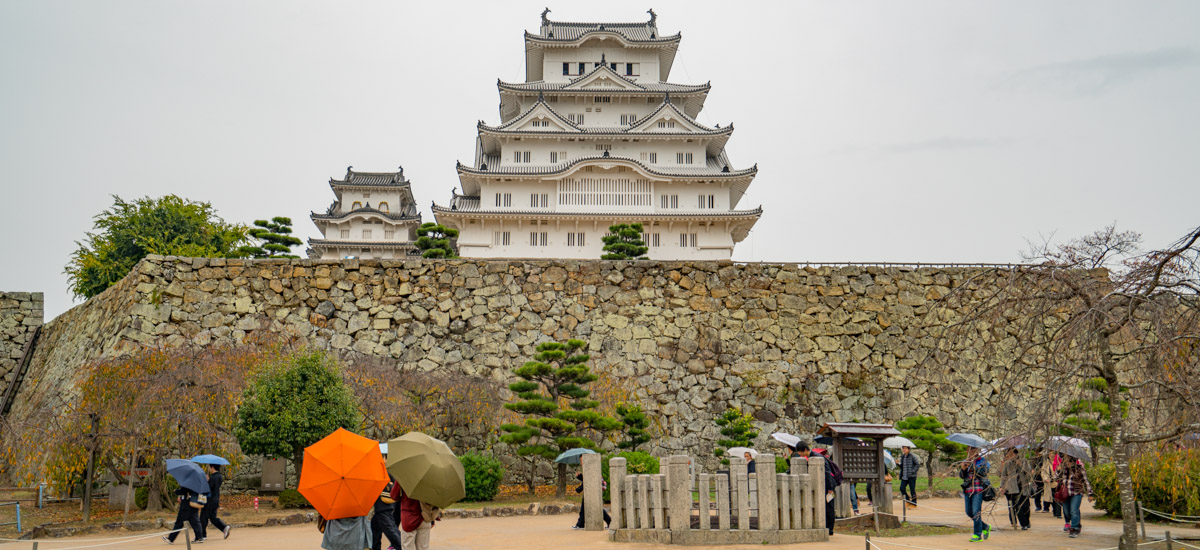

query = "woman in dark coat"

[
  {"left": 199, "top": 464, "right": 231, "bottom": 541},
  {"left": 162, "top": 485, "right": 203, "bottom": 544}
]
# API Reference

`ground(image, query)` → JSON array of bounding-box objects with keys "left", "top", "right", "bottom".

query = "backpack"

[{"left": 828, "top": 460, "right": 844, "bottom": 488}]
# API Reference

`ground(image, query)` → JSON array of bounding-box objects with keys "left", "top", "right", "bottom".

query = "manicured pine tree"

[
  {"left": 415, "top": 222, "right": 459, "bottom": 258},
  {"left": 615, "top": 403, "right": 651, "bottom": 451},
  {"left": 601, "top": 223, "right": 648, "bottom": 260},
  {"left": 241, "top": 216, "right": 303, "bottom": 258},
  {"left": 713, "top": 408, "right": 758, "bottom": 466}
]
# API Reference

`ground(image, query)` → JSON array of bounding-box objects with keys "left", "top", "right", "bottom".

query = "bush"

[
  {"left": 461, "top": 452, "right": 505, "bottom": 502},
  {"left": 277, "top": 488, "right": 312, "bottom": 509},
  {"left": 775, "top": 455, "right": 789, "bottom": 474},
  {"left": 1090, "top": 450, "right": 1200, "bottom": 518},
  {"left": 601, "top": 451, "right": 660, "bottom": 502},
  {"left": 135, "top": 476, "right": 179, "bottom": 510}
]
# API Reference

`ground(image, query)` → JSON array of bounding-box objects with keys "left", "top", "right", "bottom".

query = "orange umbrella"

[{"left": 298, "top": 428, "right": 389, "bottom": 520}]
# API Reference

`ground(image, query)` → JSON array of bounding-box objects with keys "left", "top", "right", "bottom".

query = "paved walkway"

[{"left": 4, "top": 498, "right": 1196, "bottom": 550}]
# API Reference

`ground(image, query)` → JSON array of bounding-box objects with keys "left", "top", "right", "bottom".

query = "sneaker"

[
  {"left": 1069, "top": 531, "right": 1078, "bottom": 538},
  {"left": 983, "top": 526, "right": 991, "bottom": 540},
  {"left": 1063, "top": 524, "right": 1070, "bottom": 532},
  {"left": 1021, "top": 526, "right": 1030, "bottom": 530},
  {"left": 162, "top": 535, "right": 174, "bottom": 545},
  {"left": 194, "top": 539, "right": 204, "bottom": 544},
  {"left": 969, "top": 535, "right": 983, "bottom": 542},
  {"left": 223, "top": 526, "right": 232, "bottom": 539},
  {"left": 572, "top": 525, "right": 583, "bottom": 530}
]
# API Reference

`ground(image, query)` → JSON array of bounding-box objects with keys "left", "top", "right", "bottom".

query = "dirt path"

[{"left": 6, "top": 498, "right": 1196, "bottom": 550}]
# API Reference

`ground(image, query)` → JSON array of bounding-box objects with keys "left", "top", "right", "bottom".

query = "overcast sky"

[{"left": 2, "top": 1, "right": 1199, "bottom": 319}]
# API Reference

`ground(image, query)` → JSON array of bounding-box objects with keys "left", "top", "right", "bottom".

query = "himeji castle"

[
  {"left": 308, "top": 166, "right": 422, "bottom": 260},
  {"left": 433, "top": 9, "right": 761, "bottom": 260}
]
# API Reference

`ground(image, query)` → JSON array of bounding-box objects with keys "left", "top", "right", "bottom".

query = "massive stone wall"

[
  {"left": 0, "top": 292, "right": 43, "bottom": 386},
  {"left": 7, "top": 256, "right": 1036, "bottom": 460}
]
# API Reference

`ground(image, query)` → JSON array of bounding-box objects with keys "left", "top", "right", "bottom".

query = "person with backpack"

[
  {"left": 370, "top": 475, "right": 403, "bottom": 550},
  {"left": 161, "top": 485, "right": 204, "bottom": 544},
  {"left": 796, "top": 441, "right": 840, "bottom": 535},
  {"left": 197, "top": 464, "right": 231, "bottom": 541},
  {"left": 959, "top": 446, "right": 993, "bottom": 542},
  {"left": 898, "top": 445, "right": 921, "bottom": 508},
  {"left": 399, "top": 487, "right": 440, "bottom": 550}
]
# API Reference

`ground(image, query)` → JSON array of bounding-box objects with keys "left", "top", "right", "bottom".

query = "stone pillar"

[
  {"left": 790, "top": 474, "right": 804, "bottom": 529},
  {"left": 757, "top": 453, "right": 777, "bottom": 530},
  {"left": 697, "top": 473, "right": 710, "bottom": 531},
  {"left": 778, "top": 473, "right": 791, "bottom": 530},
  {"left": 811, "top": 457, "right": 827, "bottom": 533},
  {"left": 798, "top": 474, "right": 812, "bottom": 529},
  {"left": 581, "top": 453, "right": 602, "bottom": 531},
  {"left": 609, "top": 457, "right": 626, "bottom": 530},
  {"left": 736, "top": 472, "right": 750, "bottom": 530},
  {"left": 638, "top": 475, "right": 648, "bottom": 530},
  {"left": 716, "top": 473, "right": 730, "bottom": 530},
  {"left": 667, "top": 454, "right": 689, "bottom": 532},
  {"left": 835, "top": 483, "right": 853, "bottom": 519},
  {"left": 626, "top": 475, "right": 638, "bottom": 529},
  {"left": 650, "top": 474, "right": 664, "bottom": 529},
  {"left": 729, "top": 456, "right": 746, "bottom": 526}
]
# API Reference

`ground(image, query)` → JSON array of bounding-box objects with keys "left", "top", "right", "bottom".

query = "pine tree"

[
  {"left": 895, "top": 415, "right": 966, "bottom": 489},
  {"left": 615, "top": 403, "right": 651, "bottom": 451},
  {"left": 601, "top": 223, "right": 648, "bottom": 260},
  {"left": 713, "top": 408, "right": 758, "bottom": 466},
  {"left": 415, "top": 222, "right": 459, "bottom": 259},
  {"left": 240, "top": 216, "right": 303, "bottom": 258},
  {"left": 1061, "top": 378, "right": 1129, "bottom": 464},
  {"left": 500, "top": 339, "right": 621, "bottom": 497}
]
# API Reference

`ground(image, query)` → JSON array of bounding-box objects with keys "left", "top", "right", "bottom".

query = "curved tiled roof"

[
  {"left": 478, "top": 120, "right": 732, "bottom": 137},
  {"left": 432, "top": 200, "right": 762, "bottom": 220},
  {"left": 311, "top": 207, "right": 421, "bottom": 223},
  {"left": 308, "top": 239, "right": 418, "bottom": 249},
  {"left": 490, "top": 98, "right": 582, "bottom": 131},
  {"left": 456, "top": 155, "right": 757, "bottom": 179},
  {"left": 528, "top": 20, "right": 680, "bottom": 44},
  {"left": 498, "top": 79, "right": 710, "bottom": 94},
  {"left": 329, "top": 166, "right": 410, "bottom": 188}
]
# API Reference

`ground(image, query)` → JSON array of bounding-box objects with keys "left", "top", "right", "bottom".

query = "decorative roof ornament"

[
  {"left": 603, "top": 150, "right": 611, "bottom": 158},
  {"left": 541, "top": 7, "right": 550, "bottom": 25},
  {"left": 664, "top": 92, "right": 671, "bottom": 104},
  {"left": 480, "top": 162, "right": 488, "bottom": 171},
  {"left": 648, "top": 8, "right": 657, "bottom": 27},
  {"left": 722, "top": 165, "right": 730, "bottom": 173},
  {"left": 346, "top": 165, "right": 353, "bottom": 180},
  {"left": 600, "top": 52, "right": 606, "bottom": 64},
  {"left": 598, "top": 24, "right": 605, "bottom": 31},
  {"left": 538, "top": 91, "right": 545, "bottom": 102}
]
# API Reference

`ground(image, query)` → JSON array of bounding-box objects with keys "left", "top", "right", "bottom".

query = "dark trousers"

[
  {"left": 1052, "top": 498, "right": 1063, "bottom": 518},
  {"left": 900, "top": 477, "right": 917, "bottom": 505},
  {"left": 1006, "top": 493, "right": 1030, "bottom": 528},
  {"left": 1032, "top": 482, "right": 1044, "bottom": 510},
  {"left": 575, "top": 500, "right": 611, "bottom": 528},
  {"left": 371, "top": 509, "right": 403, "bottom": 550},
  {"left": 167, "top": 498, "right": 202, "bottom": 542},
  {"left": 825, "top": 494, "right": 836, "bottom": 534},
  {"left": 199, "top": 504, "right": 228, "bottom": 539}
]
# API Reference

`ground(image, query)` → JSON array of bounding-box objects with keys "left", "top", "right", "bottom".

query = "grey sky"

[{"left": 2, "top": 1, "right": 1198, "bottom": 319}]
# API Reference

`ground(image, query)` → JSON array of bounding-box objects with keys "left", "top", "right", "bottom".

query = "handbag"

[
  {"left": 1054, "top": 482, "right": 1069, "bottom": 503},
  {"left": 982, "top": 485, "right": 997, "bottom": 502},
  {"left": 188, "top": 493, "right": 208, "bottom": 509}
]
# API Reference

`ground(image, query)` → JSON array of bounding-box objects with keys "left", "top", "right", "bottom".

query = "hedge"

[
  {"left": 461, "top": 452, "right": 505, "bottom": 502},
  {"left": 277, "top": 488, "right": 312, "bottom": 509},
  {"left": 600, "top": 451, "right": 660, "bottom": 502},
  {"left": 1090, "top": 449, "right": 1200, "bottom": 518}
]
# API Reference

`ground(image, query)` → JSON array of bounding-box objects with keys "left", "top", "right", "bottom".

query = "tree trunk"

[
  {"left": 292, "top": 452, "right": 304, "bottom": 489},
  {"left": 146, "top": 451, "right": 165, "bottom": 513},
  {"left": 556, "top": 462, "right": 567, "bottom": 498},
  {"left": 527, "top": 460, "right": 537, "bottom": 495},
  {"left": 81, "top": 416, "right": 100, "bottom": 523},
  {"left": 123, "top": 446, "right": 137, "bottom": 524},
  {"left": 1104, "top": 360, "right": 1138, "bottom": 550},
  {"left": 926, "top": 460, "right": 935, "bottom": 490}
]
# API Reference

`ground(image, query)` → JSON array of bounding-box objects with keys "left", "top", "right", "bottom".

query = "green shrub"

[
  {"left": 277, "top": 488, "right": 312, "bottom": 509},
  {"left": 461, "top": 452, "right": 505, "bottom": 502},
  {"left": 775, "top": 456, "right": 789, "bottom": 474},
  {"left": 600, "top": 451, "right": 660, "bottom": 502},
  {"left": 135, "top": 476, "right": 179, "bottom": 509},
  {"left": 1090, "top": 450, "right": 1200, "bottom": 518}
]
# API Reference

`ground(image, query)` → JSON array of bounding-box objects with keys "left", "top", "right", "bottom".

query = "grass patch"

[{"left": 449, "top": 494, "right": 578, "bottom": 510}]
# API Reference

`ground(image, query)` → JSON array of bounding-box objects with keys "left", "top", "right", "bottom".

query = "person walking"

[
  {"left": 371, "top": 475, "right": 404, "bottom": 550},
  {"left": 959, "top": 446, "right": 992, "bottom": 543},
  {"left": 796, "top": 441, "right": 838, "bottom": 536},
  {"left": 1056, "top": 455, "right": 1093, "bottom": 539},
  {"left": 162, "top": 485, "right": 204, "bottom": 544},
  {"left": 573, "top": 470, "right": 611, "bottom": 529},
  {"left": 399, "top": 488, "right": 440, "bottom": 550},
  {"left": 321, "top": 515, "right": 372, "bottom": 550},
  {"left": 1040, "top": 451, "right": 1062, "bottom": 518},
  {"left": 999, "top": 448, "right": 1031, "bottom": 530},
  {"left": 197, "top": 464, "right": 231, "bottom": 541},
  {"left": 745, "top": 451, "right": 757, "bottom": 474},
  {"left": 898, "top": 445, "right": 920, "bottom": 508},
  {"left": 1032, "top": 455, "right": 1046, "bottom": 513}
]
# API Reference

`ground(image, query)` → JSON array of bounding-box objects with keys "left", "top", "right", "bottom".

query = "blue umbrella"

[
  {"left": 947, "top": 433, "right": 988, "bottom": 448},
  {"left": 190, "top": 454, "right": 230, "bottom": 466},
  {"left": 554, "top": 448, "right": 597, "bottom": 465},
  {"left": 166, "top": 459, "right": 210, "bottom": 494}
]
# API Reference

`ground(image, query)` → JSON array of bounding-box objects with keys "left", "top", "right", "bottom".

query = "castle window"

[
  {"left": 595, "top": 144, "right": 612, "bottom": 151},
  {"left": 340, "top": 230, "right": 350, "bottom": 239},
  {"left": 593, "top": 96, "right": 611, "bottom": 103},
  {"left": 362, "top": 229, "right": 372, "bottom": 239},
  {"left": 530, "top": 232, "right": 548, "bottom": 246},
  {"left": 513, "top": 151, "right": 531, "bottom": 163},
  {"left": 351, "top": 201, "right": 362, "bottom": 209},
  {"left": 378, "top": 201, "right": 389, "bottom": 212},
  {"left": 641, "top": 232, "right": 661, "bottom": 247},
  {"left": 680, "top": 233, "right": 698, "bottom": 248},
  {"left": 567, "top": 232, "right": 586, "bottom": 246},
  {"left": 495, "top": 193, "right": 512, "bottom": 207},
  {"left": 698, "top": 194, "right": 714, "bottom": 209},
  {"left": 562, "top": 62, "right": 570, "bottom": 75},
  {"left": 384, "top": 230, "right": 395, "bottom": 239},
  {"left": 660, "top": 194, "right": 679, "bottom": 209},
  {"left": 640, "top": 152, "right": 657, "bottom": 163},
  {"left": 676, "top": 152, "right": 694, "bottom": 164},
  {"left": 494, "top": 231, "right": 511, "bottom": 246},
  {"left": 626, "top": 63, "right": 639, "bottom": 76},
  {"left": 658, "top": 120, "right": 677, "bottom": 129}
]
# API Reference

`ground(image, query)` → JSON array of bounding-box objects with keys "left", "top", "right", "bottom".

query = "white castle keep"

[{"left": 432, "top": 9, "right": 762, "bottom": 260}]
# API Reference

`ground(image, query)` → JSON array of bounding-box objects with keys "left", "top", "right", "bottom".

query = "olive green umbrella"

[{"left": 386, "top": 432, "right": 465, "bottom": 509}]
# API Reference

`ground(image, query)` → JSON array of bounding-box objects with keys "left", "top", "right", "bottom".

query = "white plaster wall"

[
  {"left": 455, "top": 218, "right": 733, "bottom": 260},
  {"left": 334, "top": 189, "right": 407, "bottom": 214},
  {"left": 542, "top": 47, "right": 660, "bottom": 84},
  {"left": 476, "top": 177, "right": 733, "bottom": 215},
  {"left": 499, "top": 137, "right": 709, "bottom": 170}
]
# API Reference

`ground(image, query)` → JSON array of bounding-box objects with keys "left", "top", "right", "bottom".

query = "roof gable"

[
  {"left": 627, "top": 100, "right": 715, "bottom": 134},
  {"left": 564, "top": 64, "right": 643, "bottom": 91},
  {"left": 492, "top": 99, "right": 581, "bottom": 132}
]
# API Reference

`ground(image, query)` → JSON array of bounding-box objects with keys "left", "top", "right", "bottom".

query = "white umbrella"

[
  {"left": 1046, "top": 435, "right": 1089, "bottom": 449},
  {"left": 883, "top": 436, "right": 916, "bottom": 449},
  {"left": 726, "top": 447, "right": 758, "bottom": 459},
  {"left": 884, "top": 450, "right": 896, "bottom": 470},
  {"left": 771, "top": 432, "right": 801, "bottom": 448}
]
